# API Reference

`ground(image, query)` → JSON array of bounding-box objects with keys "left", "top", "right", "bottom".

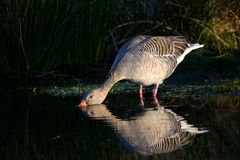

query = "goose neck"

[{"left": 101, "top": 76, "right": 116, "bottom": 93}]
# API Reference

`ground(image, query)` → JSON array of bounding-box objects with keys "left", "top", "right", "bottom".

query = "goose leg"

[
  {"left": 152, "top": 85, "right": 159, "bottom": 106},
  {"left": 152, "top": 86, "right": 158, "bottom": 97},
  {"left": 139, "top": 85, "right": 143, "bottom": 99},
  {"left": 139, "top": 85, "right": 144, "bottom": 106}
]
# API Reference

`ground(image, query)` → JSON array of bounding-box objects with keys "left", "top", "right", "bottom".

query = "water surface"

[{"left": 0, "top": 89, "right": 240, "bottom": 160}]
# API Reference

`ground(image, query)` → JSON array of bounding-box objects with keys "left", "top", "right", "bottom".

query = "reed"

[
  {"left": 0, "top": 0, "right": 239, "bottom": 80},
  {"left": 0, "top": 0, "right": 119, "bottom": 78}
]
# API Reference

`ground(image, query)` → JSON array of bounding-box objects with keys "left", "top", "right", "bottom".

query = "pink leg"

[
  {"left": 152, "top": 86, "right": 158, "bottom": 97},
  {"left": 139, "top": 85, "right": 143, "bottom": 99},
  {"left": 139, "top": 85, "right": 144, "bottom": 106},
  {"left": 152, "top": 85, "right": 159, "bottom": 106}
]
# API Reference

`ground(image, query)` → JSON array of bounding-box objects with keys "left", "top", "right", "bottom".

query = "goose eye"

[{"left": 89, "top": 95, "right": 93, "bottom": 99}]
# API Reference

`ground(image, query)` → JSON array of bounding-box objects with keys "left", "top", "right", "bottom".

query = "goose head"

[{"left": 79, "top": 88, "right": 108, "bottom": 107}]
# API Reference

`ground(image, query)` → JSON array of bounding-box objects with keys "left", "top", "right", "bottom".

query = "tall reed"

[
  {"left": 0, "top": 0, "right": 239, "bottom": 80},
  {"left": 0, "top": 0, "right": 119, "bottom": 77}
]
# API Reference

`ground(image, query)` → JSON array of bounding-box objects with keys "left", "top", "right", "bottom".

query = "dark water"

[{"left": 0, "top": 90, "right": 240, "bottom": 160}]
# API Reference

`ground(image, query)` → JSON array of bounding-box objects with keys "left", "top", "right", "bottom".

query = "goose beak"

[{"left": 79, "top": 100, "right": 88, "bottom": 111}]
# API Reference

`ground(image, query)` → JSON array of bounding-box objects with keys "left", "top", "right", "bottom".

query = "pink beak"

[{"left": 79, "top": 100, "right": 88, "bottom": 111}]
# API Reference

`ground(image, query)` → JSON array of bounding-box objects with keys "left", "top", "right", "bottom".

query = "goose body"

[{"left": 80, "top": 35, "right": 204, "bottom": 106}]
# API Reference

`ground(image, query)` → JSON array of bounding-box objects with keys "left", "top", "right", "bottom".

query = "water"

[{"left": 0, "top": 89, "right": 240, "bottom": 160}]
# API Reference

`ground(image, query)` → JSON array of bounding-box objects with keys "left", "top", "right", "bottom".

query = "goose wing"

[
  {"left": 110, "top": 35, "right": 150, "bottom": 71},
  {"left": 133, "top": 36, "right": 189, "bottom": 58}
]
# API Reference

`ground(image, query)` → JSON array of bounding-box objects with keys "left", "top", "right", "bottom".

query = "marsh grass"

[
  {"left": 0, "top": 0, "right": 239, "bottom": 81},
  {"left": 211, "top": 80, "right": 240, "bottom": 93}
]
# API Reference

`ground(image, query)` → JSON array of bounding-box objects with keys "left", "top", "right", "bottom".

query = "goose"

[{"left": 79, "top": 35, "right": 204, "bottom": 107}]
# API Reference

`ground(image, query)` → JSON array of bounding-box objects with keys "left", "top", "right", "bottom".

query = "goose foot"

[
  {"left": 139, "top": 98, "right": 144, "bottom": 107},
  {"left": 153, "top": 96, "right": 160, "bottom": 107}
]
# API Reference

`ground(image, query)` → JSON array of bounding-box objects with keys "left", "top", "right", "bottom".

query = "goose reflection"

[{"left": 80, "top": 104, "right": 207, "bottom": 155}]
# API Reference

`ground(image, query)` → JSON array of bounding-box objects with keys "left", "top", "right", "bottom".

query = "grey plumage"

[
  {"left": 108, "top": 35, "right": 203, "bottom": 86},
  {"left": 80, "top": 35, "right": 204, "bottom": 105}
]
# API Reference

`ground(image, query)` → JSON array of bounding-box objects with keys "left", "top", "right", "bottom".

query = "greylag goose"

[{"left": 79, "top": 35, "right": 203, "bottom": 106}]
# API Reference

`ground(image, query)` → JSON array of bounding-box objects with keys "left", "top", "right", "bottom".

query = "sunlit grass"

[
  {"left": 211, "top": 80, "right": 240, "bottom": 93},
  {"left": 39, "top": 82, "right": 137, "bottom": 97},
  {"left": 38, "top": 81, "right": 207, "bottom": 97}
]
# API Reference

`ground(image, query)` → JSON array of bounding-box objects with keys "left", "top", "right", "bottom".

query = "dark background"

[{"left": 0, "top": 0, "right": 239, "bottom": 85}]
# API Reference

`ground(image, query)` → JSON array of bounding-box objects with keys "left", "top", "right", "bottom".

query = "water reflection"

[{"left": 80, "top": 104, "right": 208, "bottom": 155}]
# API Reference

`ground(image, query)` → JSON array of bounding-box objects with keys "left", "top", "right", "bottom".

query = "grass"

[
  {"left": 37, "top": 81, "right": 207, "bottom": 97},
  {"left": 211, "top": 80, "right": 240, "bottom": 93},
  {"left": 38, "top": 82, "right": 137, "bottom": 97}
]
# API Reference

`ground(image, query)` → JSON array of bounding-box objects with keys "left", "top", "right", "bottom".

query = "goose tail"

[
  {"left": 188, "top": 43, "right": 204, "bottom": 50},
  {"left": 177, "top": 43, "right": 204, "bottom": 64}
]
